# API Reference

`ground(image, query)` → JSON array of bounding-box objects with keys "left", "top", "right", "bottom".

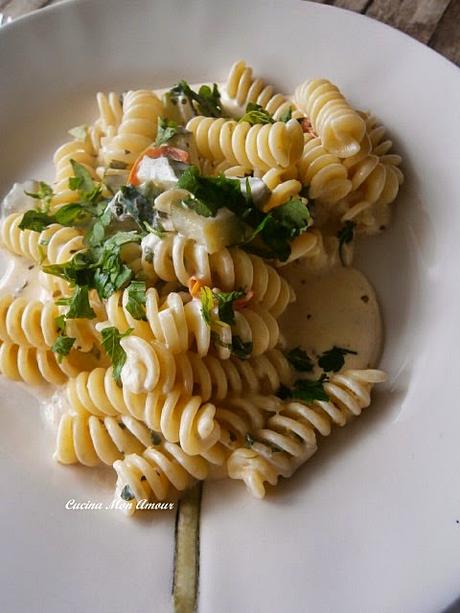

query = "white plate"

[{"left": 1, "top": 1, "right": 460, "bottom": 611}]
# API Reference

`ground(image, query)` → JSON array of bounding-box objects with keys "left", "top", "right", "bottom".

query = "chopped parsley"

[
  {"left": 318, "top": 346, "right": 357, "bottom": 373},
  {"left": 214, "top": 289, "right": 245, "bottom": 325},
  {"left": 231, "top": 337, "right": 253, "bottom": 360},
  {"left": 120, "top": 484, "right": 135, "bottom": 501},
  {"left": 177, "top": 166, "right": 312, "bottom": 261},
  {"left": 25, "top": 181, "right": 53, "bottom": 212},
  {"left": 239, "top": 102, "right": 274, "bottom": 125},
  {"left": 56, "top": 285, "right": 96, "bottom": 320},
  {"left": 283, "top": 375, "right": 330, "bottom": 403},
  {"left": 169, "top": 81, "right": 224, "bottom": 117},
  {"left": 278, "top": 107, "right": 293, "bottom": 123},
  {"left": 51, "top": 335, "right": 75, "bottom": 362},
  {"left": 100, "top": 326, "right": 133, "bottom": 383},
  {"left": 285, "top": 347, "right": 314, "bottom": 372},
  {"left": 155, "top": 117, "right": 180, "bottom": 146},
  {"left": 125, "top": 280, "right": 147, "bottom": 321},
  {"left": 199, "top": 286, "right": 215, "bottom": 326}
]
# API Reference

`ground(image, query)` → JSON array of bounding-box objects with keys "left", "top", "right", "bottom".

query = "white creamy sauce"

[
  {"left": 279, "top": 261, "right": 383, "bottom": 372},
  {"left": 1, "top": 180, "right": 38, "bottom": 218}
]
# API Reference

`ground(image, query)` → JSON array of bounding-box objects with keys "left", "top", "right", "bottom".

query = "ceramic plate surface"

[{"left": 1, "top": 1, "right": 460, "bottom": 611}]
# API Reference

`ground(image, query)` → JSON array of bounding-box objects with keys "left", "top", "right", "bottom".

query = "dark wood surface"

[{"left": 1, "top": 0, "right": 459, "bottom": 66}]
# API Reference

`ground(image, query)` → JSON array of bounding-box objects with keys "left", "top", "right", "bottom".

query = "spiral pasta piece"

[
  {"left": 51, "top": 138, "right": 98, "bottom": 210},
  {"left": 100, "top": 90, "right": 163, "bottom": 169},
  {"left": 54, "top": 412, "right": 152, "bottom": 466},
  {"left": 297, "top": 134, "right": 352, "bottom": 204},
  {"left": 227, "top": 369, "right": 387, "bottom": 498},
  {"left": 141, "top": 235, "right": 294, "bottom": 317},
  {"left": 113, "top": 441, "right": 210, "bottom": 509},
  {"left": 294, "top": 79, "right": 366, "bottom": 158},
  {"left": 65, "top": 369, "right": 220, "bottom": 456},
  {"left": 225, "top": 60, "right": 299, "bottom": 120},
  {"left": 106, "top": 285, "right": 279, "bottom": 359},
  {"left": 0, "top": 213, "right": 83, "bottom": 263},
  {"left": 120, "top": 332, "right": 293, "bottom": 399},
  {"left": 340, "top": 114, "right": 404, "bottom": 233},
  {"left": 186, "top": 115, "right": 304, "bottom": 172},
  {"left": 0, "top": 341, "right": 101, "bottom": 386},
  {"left": 0, "top": 295, "right": 102, "bottom": 352}
]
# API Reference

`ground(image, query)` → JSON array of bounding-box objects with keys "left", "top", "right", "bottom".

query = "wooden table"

[{"left": 1, "top": 0, "right": 459, "bottom": 65}]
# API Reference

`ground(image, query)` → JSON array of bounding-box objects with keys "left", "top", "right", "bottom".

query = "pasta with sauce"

[{"left": 0, "top": 60, "right": 398, "bottom": 514}]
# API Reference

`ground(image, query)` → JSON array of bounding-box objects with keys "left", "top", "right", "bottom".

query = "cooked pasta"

[
  {"left": 100, "top": 90, "right": 163, "bottom": 169},
  {"left": 228, "top": 369, "right": 386, "bottom": 498},
  {"left": 225, "top": 60, "right": 298, "bottom": 120},
  {"left": 0, "top": 61, "right": 398, "bottom": 512},
  {"left": 0, "top": 213, "right": 83, "bottom": 264},
  {"left": 294, "top": 79, "right": 366, "bottom": 158},
  {"left": 120, "top": 333, "right": 293, "bottom": 398},
  {"left": 186, "top": 115, "right": 304, "bottom": 172},
  {"left": 0, "top": 340, "right": 100, "bottom": 385},
  {"left": 340, "top": 114, "right": 404, "bottom": 233},
  {"left": 297, "top": 134, "right": 352, "bottom": 204},
  {"left": 51, "top": 138, "right": 98, "bottom": 210},
  {"left": 141, "top": 235, "right": 295, "bottom": 317},
  {"left": 0, "top": 294, "right": 102, "bottom": 351},
  {"left": 113, "top": 441, "right": 210, "bottom": 506},
  {"left": 55, "top": 412, "right": 151, "bottom": 466}
]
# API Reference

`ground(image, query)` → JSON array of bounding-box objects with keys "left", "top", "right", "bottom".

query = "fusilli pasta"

[
  {"left": 294, "top": 79, "right": 366, "bottom": 158},
  {"left": 227, "top": 369, "right": 386, "bottom": 498}
]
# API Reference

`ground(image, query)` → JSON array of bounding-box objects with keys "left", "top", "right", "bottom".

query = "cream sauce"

[{"left": 279, "top": 262, "right": 383, "bottom": 372}]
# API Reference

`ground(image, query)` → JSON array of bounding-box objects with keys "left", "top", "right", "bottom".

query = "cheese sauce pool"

[{"left": 279, "top": 261, "right": 383, "bottom": 372}]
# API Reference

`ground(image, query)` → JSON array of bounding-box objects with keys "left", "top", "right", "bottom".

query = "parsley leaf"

[
  {"left": 155, "top": 117, "right": 180, "bottom": 146},
  {"left": 178, "top": 167, "right": 311, "bottom": 261},
  {"left": 18, "top": 203, "right": 96, "bottom": 232},
  {"left": 18, "top": 210, "right": 55, "bottom": 232},
  {"left": 199, "top": 286, "right": 215, "bottom": 326},
  {"left": 125, "top": 281, "right": 147, "bottom": 320},
  {"left": 278, "top": 107, "right": 293, "bottom": 123},
  {"left": 51, "top": 335, "right": 75, "bottom": 362},
  {"left": 214, "top": 289, "right": 245, "bottom": 325},
  {"left": 318, "top": 346, "right": 357, "bottom": 373},
  {"left": 231, "top": 336, "right": 253, "bottom": 360},
  {"left": 43, "top": 232, "right": 141, "bottom": 300},
  {"left": 101, "top": 326, "right": 133, "bottom": 383},
  {"left": 337, "top": 221, "right": 355, "bottom": 266},
  {"left": 290, "top": 375, "right": 329, "bottom": 403},
  {"left": 170, "top": 81, "right": 224, "bottom": 117},
  {"left": 69, "top": 159, "right": 96, "bottom": 194},
  {"left": 120, "top": 484, "right": 135, "bottom": 501},
  {"left": 239, "top": 102, "right": 274, "bottom": 125},
  {"left": 57, "top": 285, "right": 96, "bottom": 319},
  {"left": 25, "top": 182, "right": 53, "bottom": 212},
  {"left": 285, "top": 347, "right": 314, "bottom": 372}
]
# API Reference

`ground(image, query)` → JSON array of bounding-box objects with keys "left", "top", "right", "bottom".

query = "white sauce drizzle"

[{"left": 279, "top": 262, "right": 383, "bottom": 372}]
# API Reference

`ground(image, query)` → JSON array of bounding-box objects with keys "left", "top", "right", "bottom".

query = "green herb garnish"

[
  {"left": 170, "top": 81, "right": 224, "bottom": 117},
  {"left": 318, "top": 346, "right": 357, "bottom": 373},
  {"left": 120, "top": 484, "right": 135, "bottom": 501},
  {"left": 101, "top": 326, "right": 133, "bottom": 383},
  {"left": 25, "top": 182, "right": 53, "bottom": 212},
  {"left": 125, "top": 280, "right": 147, "bottom": 321},
  {"left": 231, "top": 337, "right": 253, "bottom": 360},
  {"left": 51, "top": 335, "right": 75, "bottom": 362},
  {"left": 214, "top": 289, "right": 245, "bottom": 325},
  {"left": 155, "top": 117, "right": 180, "bottom": 146},
  {"left": 290, "top": 375, "right": 329, "bottom": 402},
  {"left": 285, "top": 347, "right": 314, "bottom": 372},
  {"left": 199, "top": 286, "right": 215, "bottom": 326},
  {"left": 239, "top": 102, "right": 274, "bottom": 125}
]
